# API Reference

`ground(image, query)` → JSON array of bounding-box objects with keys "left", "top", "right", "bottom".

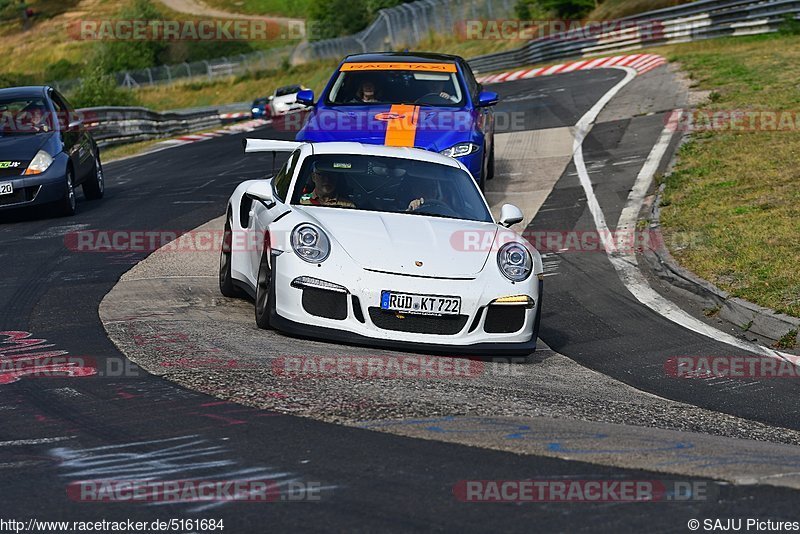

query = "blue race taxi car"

[{"left": 295, "top": 52, "right": 498, "bottom": 188}]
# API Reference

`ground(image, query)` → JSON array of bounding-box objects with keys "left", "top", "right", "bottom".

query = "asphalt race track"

[{"left": 2, "top": 67, "right": 800, "bottom": 531}]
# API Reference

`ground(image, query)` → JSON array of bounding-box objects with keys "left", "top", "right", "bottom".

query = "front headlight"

[
  {"left": 291, "top": 223, "right": 331, "bottom": 263},
  {"left": 24, "top": 150, "right": 54, "bottom": 175},
  {"left": 439, "top": 143, "right": 480, "bottom": 158},
  {"left": 497, "top": 242, "right": 532, "bottom": 282}
]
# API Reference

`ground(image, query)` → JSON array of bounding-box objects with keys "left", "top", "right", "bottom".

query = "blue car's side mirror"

[
  {"left": 477, "top": 91, "right": 499, "bottom": 107},
  {"left": 296, "top": 90, "right": 315, "bottom": 106}
]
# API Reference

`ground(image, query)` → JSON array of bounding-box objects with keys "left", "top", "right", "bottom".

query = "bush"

[
  {"left": 515, "top": 0, "right": 596, "bottom": 19},
  {"left": 70, "top": 66, "right": 138, "bottom": 108},
  {"left": 44, "top": 59, "right": 81, "bottom": 83},
  {"left": 0, "top": 71, "right": 34, "bottom": 87},
  {"left": 778, "top": 14, "right": 800, "bottom": 36},
  {"left": 162, "top": 40, "right": 256, "bottom": 64}
]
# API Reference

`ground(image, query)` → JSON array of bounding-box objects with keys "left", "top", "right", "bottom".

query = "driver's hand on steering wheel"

[
  {"left": 407, "top": 197, "right": 425, "bottom": 211},
  {"left": 439, "top": 92, "right": 452, "bottom": 100}
]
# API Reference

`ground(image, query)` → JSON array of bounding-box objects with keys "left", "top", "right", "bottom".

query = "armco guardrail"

[
  {"left": 77, "top": 105, "right": 248, "bottom": 147},
  {"left": 466, "top": 0, "right": 800, "bottom": 74}
]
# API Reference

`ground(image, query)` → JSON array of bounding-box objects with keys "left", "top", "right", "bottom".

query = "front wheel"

[
  {"left": 486, "top": 143, "right": 495, "bottom": 181},
  {"left": 254, "top": 251, "right": 273, "bottom": 329},
  {"left": 219, "top": 219, "right": 243, "bottom": 298},
  {"left": 57, "top": 167, "right": 77, "bottom": 217},
  {"left": 83, "top": 151, "right": 105, "bottom": 200}
]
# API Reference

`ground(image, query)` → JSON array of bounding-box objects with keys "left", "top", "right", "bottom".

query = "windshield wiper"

[{"left": 402, "top": 210, "right": 464, "bottom": 221}]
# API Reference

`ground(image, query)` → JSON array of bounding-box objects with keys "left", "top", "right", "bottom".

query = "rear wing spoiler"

[{"left": 243, "top": 138, "right": 304, "bottom": 153}]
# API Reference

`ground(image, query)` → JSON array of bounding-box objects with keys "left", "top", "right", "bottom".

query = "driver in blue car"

[{"left": 432, "top": 80, "right": 458, "bottom": 103}]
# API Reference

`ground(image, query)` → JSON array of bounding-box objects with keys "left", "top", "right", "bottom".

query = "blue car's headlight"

[
  {"left": 291, "top": 223, "right": 331, "bottom": 263},
  {"left": 440, "top": 143, "right": 480, "bottom": 158},
  {"left": 497, "top": 242, "right": 532, "bottom": 282},
  {"left": 24, "top": 150, "right": 54, "bottom": 175}
]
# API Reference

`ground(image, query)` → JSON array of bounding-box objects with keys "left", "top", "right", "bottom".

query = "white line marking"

[
  {"left": 0, "top": 436, "right": 75, "bottom": 447},
  {"left": 572, "top": 72, "right": 795, "bottom": 361}
]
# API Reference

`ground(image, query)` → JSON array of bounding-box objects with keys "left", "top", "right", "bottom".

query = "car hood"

[
  {"left": 297, "top": 207, "right": 496, "bottom": 278},
  {"left": 272, "top": 94, "right": 299, "bottom": 107},
  {"left": 297, "top": 105, "right": 476, "bottom": 151},
  {"left": 0, "top": 132, "right": 52, "bottom": 161}
]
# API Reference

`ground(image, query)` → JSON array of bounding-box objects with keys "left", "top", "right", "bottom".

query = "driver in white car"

[
  {"left": 300, "top": 163, "right": 356, "bottom": 208},
  {"left": 406, "top": 178, "right": 446, "bottom": 212}
]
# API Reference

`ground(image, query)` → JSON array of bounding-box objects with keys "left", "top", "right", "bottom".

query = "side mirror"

[
  {"left": 499, "top": 203, "right": 523, "bottom": 227},
  {"left": 296, "top": 89, "right": 315, "bottom": 106},
  {"left": 477, "top": 91, "right": 499, "bottom": 107},
  {"left": 245, "top": 181, "right": 275, "bottom": 208}
]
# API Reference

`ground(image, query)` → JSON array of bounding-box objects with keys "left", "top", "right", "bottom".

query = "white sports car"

[
  {"left": 268, "top": 84, "right": 307, "bottom": 116},
  {"left": 219, "top": 139, "right": 543, "bottom": 355}
]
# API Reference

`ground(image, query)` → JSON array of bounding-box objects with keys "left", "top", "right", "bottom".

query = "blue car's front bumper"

[{"left": 0, "top": 155, "right": 68, "bottom": 212}]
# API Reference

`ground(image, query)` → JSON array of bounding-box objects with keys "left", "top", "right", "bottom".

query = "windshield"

[
  {"left": 290, "top": 154, "right": 491, "bottom": 222},
  {"left": 276, "top": 85, "right": 301, "bottom": 97},
  {"left": 327, "top": 69, "right": 464, "bottom": 107},
  {"left": 0, "top": 97, "right": 53, "bottom": 135}
]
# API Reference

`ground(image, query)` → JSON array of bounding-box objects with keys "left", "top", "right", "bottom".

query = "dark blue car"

[
  {"left": 295, "top": 52, "right": 498, "bottom": 188},
  {"left": 0, "top": 86, "right": 103, "bottom": 216}
]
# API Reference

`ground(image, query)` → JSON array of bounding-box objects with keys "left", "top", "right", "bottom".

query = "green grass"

[
  {"left": 650, "top": 33, "right": 800, "bottom": 318},
  {"left": 201, "top": 0, "right": 310, "bottom": 18},
  {"left": 102, "top": 137, "right": 165, "bottom": 161}
]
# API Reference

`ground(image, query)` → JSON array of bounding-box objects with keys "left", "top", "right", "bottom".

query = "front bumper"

[
  {"left": 272, "top": 103, "right": 304, "bottom": 116},
  {"left": 0, "top": 156, "right": 68, "bottom": 211},
  {"left": 268, "top": 250, "right": 541, "bottom": 356}
]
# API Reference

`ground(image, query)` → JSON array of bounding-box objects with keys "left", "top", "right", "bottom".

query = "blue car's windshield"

[
  {"left": 326, "top": 69, "right": 465, "bottom": 107},
  {"left": 0, "top": 97, "right": 53, "bottom": 136},
  {"left": 290, "top": 154, "right": 491, "bottom": 222}
]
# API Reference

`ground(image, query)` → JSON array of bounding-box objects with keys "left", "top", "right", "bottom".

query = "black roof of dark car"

[
  {"left": 342, "top": 52, "right": 463, "bottom": 64},
  {"left": 0, "top": 86, "right": 49, "bottom": 99}
]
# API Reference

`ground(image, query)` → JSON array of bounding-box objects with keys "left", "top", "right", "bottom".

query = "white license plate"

[
  {"left": 0, "top": 182, "right": 12, "bottom": 196},
  {"left": 380, "top": 291, "right": 461, "bottom": 316}
]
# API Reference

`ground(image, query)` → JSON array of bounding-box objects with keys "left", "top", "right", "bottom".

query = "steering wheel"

[
  {"left": 414, "top": 92, "right": 451, "bottom": 105},
  {"left": 412, "top": 198, "right": 459, "bottom": 218}
]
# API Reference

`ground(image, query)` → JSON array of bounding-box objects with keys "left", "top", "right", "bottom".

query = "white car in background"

[
  {"left": 219, "top": 139, "right": 543, "bottom": 356},
  {"left": 268, "top": 84, "right": 307, "bottom": 116}
]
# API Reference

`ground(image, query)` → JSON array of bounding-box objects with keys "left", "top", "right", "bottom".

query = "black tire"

[
  {"left": 219, "top": 219, "right": 242, "bottom": 298},
  {"left": 57, "top": 167, "right": 77, "bottom": 217},
  {"left": 83, "top": 151, "right": 105, "bottom": 200},
  {"left": 254, "top": 251, "right": 273, "bottom": 329},
  {"left": 486, "top": 142, "right": 495, "bottom": 181}
]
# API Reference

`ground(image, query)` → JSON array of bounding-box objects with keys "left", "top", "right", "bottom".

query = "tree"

[
  {"left": 307, "top": 0, "right": 412, "bottom": 40},
  {"left": 92, "top": 0, "right": 167, "bottom": 74}
]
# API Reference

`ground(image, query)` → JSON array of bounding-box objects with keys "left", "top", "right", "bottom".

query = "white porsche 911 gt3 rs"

[{"left": 219, "top": 138, "right": 543, "bottom": 356}]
